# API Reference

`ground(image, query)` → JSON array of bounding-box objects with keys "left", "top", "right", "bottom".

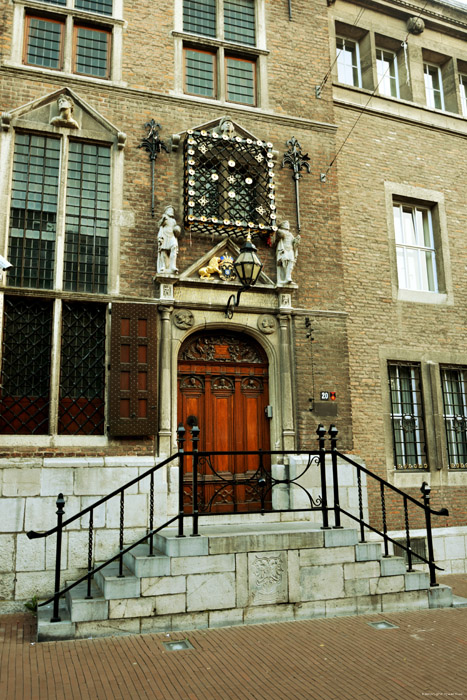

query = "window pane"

[
  {"left": 75, "top": 27, "right": 109, "bottom": 77},
  {"left": 424, "top": 64, "right": 443, "bottom": 109},
  {"left": 376, "top": 48, "right": 398, "bottom": 98},
  {"left": 34, "top": 0, "right": 66, "bottom": 5},
  {"left": 441, "top": 367, "right": 467, "bottom": 468},
  {"left": 64, "top": 142, "right": 110, "bottom": 293},
  {"left": 225, "top": 0, "right": 255, "bottom": 46},
  {"left": 26, "top": 17, "right": 62, "bottom": 69},
  {"left": 394, "top": 204, "right": 437, "bottom": 292},
  {"left": 459, "top": 74, "right": 467, "bottom": 117},
  {"left": 75, "top": 0, "right": 113, "bottom": 15},
  {"left": 226, "top": 57, "right": 255, "bottom": 104},
  {"left": 336, "top": 37, "right": 360, "bottom": 86},
  {"left": 185, "top": 49, "right": 215, "bottom": 96},
  {"left": 58, "top": 302, "right": 106, "bottom": 435},
  {"left": 0, "top": 297, "right": 52, "bottom": 434},
  {"left": 183, "top": 0, "right": 216, "bottom": 37},
  {"left": 388, "top": 363, "right": 427, "bottom": 470},
  {"left": 8, "top": 133, "right": 59, "bottom": 289}
]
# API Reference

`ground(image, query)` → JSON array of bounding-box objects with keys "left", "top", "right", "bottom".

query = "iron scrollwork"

[
  {"left": 138, "top": 120, "right": 169, "bottom": 217},
  {"left": 281, "top": 136, "right": 311, "bottom": 233}
]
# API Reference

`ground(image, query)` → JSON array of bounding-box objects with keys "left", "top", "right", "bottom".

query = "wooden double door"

[{"left": 177, "top": 330, "right": 271, "bottom": 513}]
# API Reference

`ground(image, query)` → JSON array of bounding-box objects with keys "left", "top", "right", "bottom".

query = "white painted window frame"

[
  {"left": 336, "top": 36, "right": 362, "bottom": 88},
  {"left": 376, "top": 47, "right": 400, "bottom": 98},
  {"left": 424, "top": 62, "right": 445, "bottom": 111}
]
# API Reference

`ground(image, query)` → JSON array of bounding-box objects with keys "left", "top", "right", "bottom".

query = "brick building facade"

[{"left": 0, "top": 0, "right": 466, "bottom": 611}]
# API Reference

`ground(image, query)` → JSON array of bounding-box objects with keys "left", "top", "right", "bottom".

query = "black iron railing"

[{"left": 27, "top": 424, "right": 449, "bottom": 623}]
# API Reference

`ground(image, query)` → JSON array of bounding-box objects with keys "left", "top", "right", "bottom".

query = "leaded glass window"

[
  {"left": 75, "top": 0, "right": 113, "bottom": 16},
  {"left": 183, "top": 0, "right": 216, "bottom": 37},
  {"left": 64, "top": 142, "right": 111, "bottom": 293},
  {"left": 226, "top": 57, "right": 255, "bottom": 105},
  {"left": 0, "top": 297, "right": 53, "bottom": 434},
  {"left": 388, "top": 362, "right": 427, "bottom": 470},
  {"left": 58, "top": 302, "right": 106, "bottom": 435},
  {"left": 74, "top": 26, "right": 110, "bottom": 77},
  {"left": 225, "top": 0, "right": 255, "bottom": 45},
  {"left": 25, "top": 17, "right": 63, "bottom": 69},
  {"left": 8, "top": 134, "right": 60, "bottom": 290},
  {"left": 441, "top": 367, "right": 467, "bottom": 469},
  {"left": 185, "top": 48, "right": 216, "bottom": 97}
]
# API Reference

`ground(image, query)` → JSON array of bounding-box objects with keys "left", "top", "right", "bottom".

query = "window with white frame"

[
  {"left": 336, "top": 37, "right": 361, "bottom": 87},
  {"left": 393, "top": 203, "right": 438, "bottom": 293},
  {"left": 181, "top": 0, "right": 259, "bottom": 105},
  {"left": 440, "top": 366, "right": 467, "bottom": 470},
  {"left": 424, "top": 63, "right": 444, "bottom": 110},
  {"left": 388, "top": 362, "right": 427, "bottom": 470},
  {"left": 376, "top": 48, "right": 399, "bottom": 98},
  {"left": 459, "top": 74, "right": 467, "bottom": 117},
  {"left": 13, "top": 0, "right": 121, "bottom": 80}
]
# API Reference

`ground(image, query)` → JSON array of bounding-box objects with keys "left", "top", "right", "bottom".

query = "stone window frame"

[
  {"left": 173, "top": 0, "right": 269, "bottom": 109},
  {"left": 380, "top": 350, "right": 467, "bottom": 490},
  {"left": 384, "top": 182, "right": 453, "bottom": 306},
  {"left": 0, "top": 96, "right": 125, "bottom": 447},
  {"left": 6, "top": 0, "right": 124, "bottom": 84}
]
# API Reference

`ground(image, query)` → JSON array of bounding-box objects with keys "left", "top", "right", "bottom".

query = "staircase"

[
  {"left": 37, "top": 521, "right": 453, "bottom": 641},
  {"left": 31, "top": 425, "right": 457, "bottom": 641}
]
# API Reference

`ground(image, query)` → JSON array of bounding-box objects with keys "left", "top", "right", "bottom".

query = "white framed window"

[
  {"left": 424, "top": 63, "right": 444, "bottom": 110},
  {"left": 336, "top": 37, "right": 361, "bottom": 87},
  {"left": 459, "top": 74, "right": 467, "bottom": 117},
  {"left": 376, "top": 48, "right": 399, "bottom": 98},
  {"left": 176, "top": 0, "right": 266, "bottom": 106},
  {"left": 393, "top": 203, "right": 438, "bottom": 293},
  {"left": 8, "top": 0, "right": 123, "bottom": 82}
]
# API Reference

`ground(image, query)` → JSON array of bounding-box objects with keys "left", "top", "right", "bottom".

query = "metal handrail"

[{"left": 26, "top": 424, "right": 449, "bottom": 623}]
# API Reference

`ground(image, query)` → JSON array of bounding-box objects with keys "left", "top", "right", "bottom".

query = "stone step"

[
  {"left": 94, "top": 562, "right": 140, "bottom": 599},
  {"left": 66, "top": 579, "right": 108, "bottom": 623},
  {"left": 380, "top": 556, "right": 407, "bottom": 576},
  {"left": 428, "top": 584, "right": 454, "bottom": 609},
  {"left": 452, "top": 595, "right": 467, "bottom": 608},
  {"left": 355, "top": 542, "right": 382, "bottom": 562},
  {"left": 124, "top": 544, "right": 171, "bottom": 577},
  {"left": 405, "top": 571, "right": 430, "bottom": 591},
  {"left": 154, "top": 530, "right": 209, "bottom": 557},
  {"left": 37, "top": 598, "right": 75, "bottom": 642}
]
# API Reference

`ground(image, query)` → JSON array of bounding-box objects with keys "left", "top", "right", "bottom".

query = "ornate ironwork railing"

[{"left": 27, "top": 424, "right": 449, "bottom": 624}]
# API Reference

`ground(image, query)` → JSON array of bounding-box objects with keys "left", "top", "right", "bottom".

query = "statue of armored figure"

[
  {"left": 157, "top": 206, "right": 180, "bottom": 274},
  {"left": 275, "top": 220, "right": 300, "bottom": 284}
]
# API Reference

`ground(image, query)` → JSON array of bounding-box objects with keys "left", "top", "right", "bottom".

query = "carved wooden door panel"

[{"left": 177, "top": 331, "right": 271, "bottom": 513}]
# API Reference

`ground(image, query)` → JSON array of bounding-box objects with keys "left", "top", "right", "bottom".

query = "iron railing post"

[
  {"left": 191, "top": 425, "right": 200, "bottom": 537},
  {"left": 51, "top": 493, "right": 65, "bottom": 622},
  {"left": 380, "top": 482, "right": 389, "bottom": 556},
  {"left": 317, "top": 424, "right": 329, "bottom": 529},
  {"left": 421, "top": 482, "right": 438, "bottom": 586},
  {"left": 329, "top": 425, "right": 342, "bottom": 528},
  {"left": 85, "top": 508, "right": 94, "bottom": 599},
  {"left": 149, "top": 471, "right": 155, "bottom": 556},
  {"left": 118, "top": 490, "right": 125, "bottom": 578},
  {"left": 177, "top": 423, "right": 186, "bottom": 538}
]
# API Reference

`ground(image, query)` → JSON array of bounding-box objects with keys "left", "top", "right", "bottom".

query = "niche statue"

[
  {"left": 276, "top": 220, "right": 300, "bottom": 284},
  {"left": 157, "top": 206, "right": 180, "bottom": 274}
]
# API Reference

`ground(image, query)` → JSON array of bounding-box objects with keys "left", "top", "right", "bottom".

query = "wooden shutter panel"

[{"left": 108, "top": 303, "right": 158, "bottom": 436}]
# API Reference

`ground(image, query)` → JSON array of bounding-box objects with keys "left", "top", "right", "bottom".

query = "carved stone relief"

[
  {"left": 248, "top": 551, "right": 287, "bottom": 605},
  {"left": 258, "top": 314, "right": 277, "bottom": 335},
  {"left": 173, "top": 309, "right": 194, "bottom": 330},
  {"left": 180, "top": 334, "right": 265, "bottom": 363},
  {"left": 50, "top": 95, "right": 80, "bottom": 129}
]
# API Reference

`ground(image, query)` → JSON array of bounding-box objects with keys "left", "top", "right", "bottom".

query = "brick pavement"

[{"left": 1, "top": 576, "right": 466, "bottom": 700}]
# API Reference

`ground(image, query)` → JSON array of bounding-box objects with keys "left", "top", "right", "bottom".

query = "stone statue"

[
  {"left": 276, "top": 220, "right": 300, "bottom": 284},
  {"left": 214, "top": 116, "right": 235, "bottom": 138},
  {"left": 157, "top": 206, "right": 180, "bottom": 274},
  {"left": 50, "top": 95, "right": 80, "bottom": 129}
]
